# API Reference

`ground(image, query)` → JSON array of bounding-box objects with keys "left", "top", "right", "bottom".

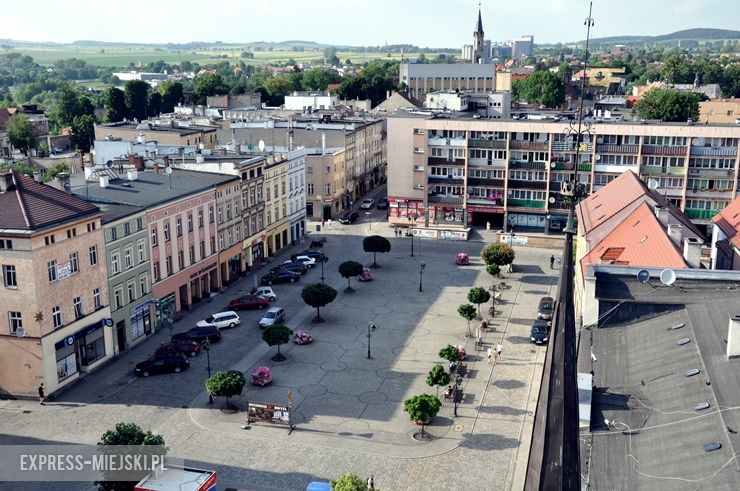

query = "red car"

[{"left": 229, "top": 294, "right": 270, "bottom": 310}]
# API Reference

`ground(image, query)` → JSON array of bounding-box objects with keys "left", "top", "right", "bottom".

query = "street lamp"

[
  {"left": 408, "top": 214, "right": 417, "bottom": 257},
  {"left": 203, "top": 338, "right": 213, "bottom": 405},
  {"left": 419, "top": 261, "right": 426, "bottom": 292},
  {"left": 320, "top": 255, "right": 327, "bottom": 283},
  {"left": 453, "top": 374, "right": 463, "bottom": 417},
  {"left": 365, "top": 211, "right": 372, "bottom": 230},
  {"left": 367, "top": 322, "right": 377, "bottom": 359}
]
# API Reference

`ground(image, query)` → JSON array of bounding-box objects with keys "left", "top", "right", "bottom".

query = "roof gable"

[
  {"left": 712, "top": 196, "right": 740, "bottom": 249},
  {"left": 577, "top": 170, "right": 647, "bottom": 235}
]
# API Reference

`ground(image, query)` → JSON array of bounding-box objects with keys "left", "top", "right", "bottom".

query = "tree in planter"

[
  {"left": 481, "top": 243, "right": 515, "bottom": 267},
  {"left": 205, "top": 369, "right": 246, "bottom": 410},
  {"left": 262, "top": 324, "right": 292, "bottom": 362},
  {"left": 426, "top": 364, "right": 451, "bottom": 398},
  {"left": 403, "top": 393, "right": 442, "bottom": 438},
  {"left": 301, "top": 283, "right": 338, "bottom": 323},
  {"left": 96, "top": 422, "right": 165, "bottom": 491},
  {"left": 338, "top": 260, "right": 364, "bottom": 292},
  {"left": 363, "top": 235, "right": 391, "bottom": 267},
  {"left": 467, "top": 286, "right": 491, "bottom": 320},
  {"left": 330, "top": 473, "right": 370, "bottom": 491},
  {"left": 439, "top": 344, "right": 460, "bottom": 365},
  {"left": 458, "top": 304, "right": 477, "bottom": 338},
  {"left": 486, "top": 263, "right": 501, "bottom": 288}
]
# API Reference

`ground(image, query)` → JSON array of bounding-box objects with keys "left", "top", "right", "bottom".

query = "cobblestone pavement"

[{"left": 0, "top": 207, "right": 561, "bottom": 491}]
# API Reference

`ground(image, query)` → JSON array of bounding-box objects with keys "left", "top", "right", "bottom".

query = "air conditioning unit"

[{"left": 413, "top": 184, "right": 425, "bottom": 190}]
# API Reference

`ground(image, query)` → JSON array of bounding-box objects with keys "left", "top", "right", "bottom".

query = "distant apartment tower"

[{"left": 512, "top": 35, "right": 534, "bottom": 60}]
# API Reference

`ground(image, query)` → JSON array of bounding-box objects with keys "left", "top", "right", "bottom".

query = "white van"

[
  {"left": 196, "top": 311, "right": 241, "bottom": 330},
  {"left": 259, "top": 307, "right": 285, "bottom": 328}
]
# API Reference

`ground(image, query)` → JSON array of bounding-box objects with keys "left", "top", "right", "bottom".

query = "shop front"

[
  {"left": 508, "top": 212, "right": 549, "bottom": 232},
  {"left": 467, "top": 204, "right": 505, "bottom": 229},
  {"left": 244, "top": 234, "right": 266, "bottom": 269},
  {"left": 219, "top": 242, "right": 244, "bottom": 285},
  {"left": 129, "top": 298, "right": 154, "bottom": 346},
  {"left": 152, "top": 255, "right": 220, "bottom": 316},
  {"left": 388, "top": 199, "right": 427, "bottom": 226}
]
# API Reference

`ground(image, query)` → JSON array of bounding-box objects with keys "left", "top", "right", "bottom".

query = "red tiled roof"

[
  {"left": 0, "top": 172, "right": 99, "bottom": 231},
  {"left": 576, "top": 170, "right": 647, "bottom": 235},
  {"left": 712, "top": 196, "right": 740, "bottom": 250},
  {"left": 581, "top": 202, "right": 687, "bottom": 274}
]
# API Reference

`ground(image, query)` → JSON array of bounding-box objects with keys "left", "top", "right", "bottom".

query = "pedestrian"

[
  {"left": 38, "top": 383, "right": 45, "bottom": 404},
  {"left": 327, "top": 218, "right": 332, "bottom": 229},
  {"left": 496, "top": 342, "right": 503, "bottom": 359},
  {"left": 321, "top": 219, "right": 325, "bottom": 229},
  {"left": 550, "top": 255, "right": 555, "bottom": 269},
  {"left": 486, "top": 221, "right": 491, "bottom": 231},
  {"left": 367, "top": 475, "right": 375, "bottom": 490},
  {"left": 486, "top": 345, "right": 493, "bottom": 364}
]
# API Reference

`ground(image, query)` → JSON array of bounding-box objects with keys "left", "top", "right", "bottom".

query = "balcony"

[
  {"left": 690, "top": 146, "right": 737, "bottom": 157},
  {"left": 509, "top": 140, "right": 549, "bottom": 151},
  {"left": 428, "top": 136, "right": 466, "bottom": 147},
  {"left": 552, "top": 162, "right": 575, "bottom": 171},
  {"left": 548, "top": 201, "right": 570, "bottom": 210},
  {"left": 428, "top": 176, "right": 464, "bottom": 185},
  {"left": 552, "top": 141, "right": 592, "bottom": 152},
  {"left": 467, "top": 177, "right": 505, "bottom": 187},
  {"left": 469, "top": 139, "right": 507, "bottom": 149},
  {"left": 509, "top": 160, "right": 547, "bottom": 170},
  {"left": 640, "top": 165, "right": 663, "bottom": 175},
  {"left": 507, "top": 198, "right": 546, "bottom": 209},
  {"left": 667, "top": 166, "right": 687, "bottom": 176},
  {"left": 641, "top": 145, "right": 687, "bottom": 156},
  {"left": 428, "top": 157, "right": 465, "bottom": 166},
  {"left": 684, "top": 208, "right": 719, "bottom": 220},
  {"left": 428, "top": 194, "right": 464, "bottom": 205},
  {"left": 596, "top": 143, "right": 639, "bottom": 154},
  {"left": 687, "top": 168, "right": 735, "bottom": 178},
  {"left": 577, "top": 164, "right": 592, "bottom": 172},
  {"left": 508, "top": 180, "right": 547, "bottom": 190}
]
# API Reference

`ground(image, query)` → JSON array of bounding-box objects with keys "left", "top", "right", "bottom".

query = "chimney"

[
  {"left": 727, "top": 314, "right": 740, "bottom": 358},
  {"left": 0, "top": 172, "right": 14, "bottom": 193},
  {"left": 33, "top": 170, "right": 44, "bottom": 183},
  {"left": 126, "top": 169, "right": 138, "bottom": 181},
  {"left": 321, "top": 132, "right": 326, "bottom": 154},
  {"left": 99, "top": 176, "right": 110, "bottom": 188},
  {"left": 131, "top": 154, "right": 145, "bottom": 171},
  {"left": 682, "top": 237, "right": 702, "bottom": 268},
  {"left": 57, "top": 172, "right": 71, "bottom": 193},
  {"left": 667, "top": 223, "right": 683, "bottom": 246},
  {"left": 655, "top": 206, "right": 669, "bottom": 225}
]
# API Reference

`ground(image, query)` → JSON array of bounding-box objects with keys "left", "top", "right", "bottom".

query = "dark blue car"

[
  {"left": 530, "top": 320, "right": 549, "bottom": 344},
  {"left": 261, "top": 270, "right": 300, "bottom": 285}
]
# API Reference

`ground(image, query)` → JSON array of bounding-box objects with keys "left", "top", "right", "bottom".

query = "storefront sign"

[
  {"left": 54, "top": 322, "right": 104, "bottom": 350},
  {"left": 468, "top": 205, "right": 504, "bottom": 213},
  {"left": 440, "top": 230, "right": 467, "bottom": 241},
  {"left": 247, "top": 401, "right": 294, "bottom": 431},
  {"left": 189, "top": 262, "right": 217, "bottom": 280},
  {"left": 130, "top": 299, "right": 155, "bottom": 316},
  {"left": 416, "top": 229, "right": 438, "bottom": 238},
  {"left": 499, "top": 234, "right": 528, "bottom": 245}
]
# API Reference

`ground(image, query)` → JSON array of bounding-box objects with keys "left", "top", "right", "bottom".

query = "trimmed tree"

[
  {"left": 330, "top": 474, "right": 369, "bottom": 491},
  {"left": 205, "top": 369, "right": 246, "bottom": 410},
  {"left": 363, "top": 235, "right": 391, "bottom": 267},
  {"left": 458, "top": 304, "right": 477, "bottom": 337},
  {"left": 481, "top": 243, "right": 515, "bottom": 267},
  {"left": 404, "top": 393, "right": 442, "bottom": 438},
  {"left": 262, "top": 324, "right": 292, "bottom": 362},
  {"left": 439, "top": 344, "right": 460, "bottom": 364},
  {"left": 338, "top": 260, "right": 364, "bottom": 292},
  {"left": 426, "top": 364, "right": 452, "bottom": 398},
  {"left": 301, "top": 283, "right": 338, "bottom": 323},
  {"left": 96, "top": 422, "right": 165, "bottom": 491},
  {"left": 486, "top": 263, "right": 501, "bottom": 286},
  {"left": 468, "top": 286, "right": 491, "bottom": 320}
]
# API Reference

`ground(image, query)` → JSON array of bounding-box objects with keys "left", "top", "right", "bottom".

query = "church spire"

[{"left": 475, "top": 3, "right": 484, "bottom": 36}]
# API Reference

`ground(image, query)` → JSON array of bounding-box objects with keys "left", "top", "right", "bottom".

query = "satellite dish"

[
  {"left": 63, "top": 183, "right": 71, "bottom": 191},
  {"left": 550, "top": 162, "right": 556, "bottom": 168},
  {"left": 258, "top": 140, "right": 265, "bottom": 151},
  {"left": 692, "top": 137, "right": 705, "bottom": 147},
  {"left": 648, "top": 179, "right": 659, "bottom": 190},
  {"left": 106, "top": 160, "right": 114, "bottom": 168},
  {"left": 15, "top": 327, "right": 25, "bottom": 338},
  {"left": 660, "top": 269, "right": 677, "bottom": 286},
  {"left": 165, "top": 167, "right": 173, "bottom": 175},
  {"left": 595, "top": 154, "right": 601, "bottom": 161},
  {"left": 637, "top": 269, "right": 650, "bottom": 283},
  {"left": 548, "top": 197, "right": 556, "bottom": 204}
]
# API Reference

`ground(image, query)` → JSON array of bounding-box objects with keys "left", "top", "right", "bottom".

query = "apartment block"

[
  {"left": 0, "top": 171, "right": 111, "bottom": 397},
  {"left": 399, "top": 63, "right": 496, "bottom": 101},
  {"left": 386, "top": 112, "right": 740, "bottom": 234}
]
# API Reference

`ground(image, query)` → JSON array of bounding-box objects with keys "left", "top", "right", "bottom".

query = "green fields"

[{"left": 3, "top": 44, "right": 412, "bottom": 68}]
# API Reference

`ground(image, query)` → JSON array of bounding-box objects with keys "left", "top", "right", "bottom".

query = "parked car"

[
  {"left": 360, "top": 198, "right": 375, "bottom": 209},
  {"left": 135, "top": 353, "right": 190, "bottom": 377},
  {"left": 259, "top": 307, "right": 286, "bottom": 328},
  {"left": 537, "top": 297, "right": 555, "bottom": 321},
  {"left": 196, "top": 311, "right": 241, "bottom": 329},
  {"left": 251, "top": 286, "right": 277, "bottom": 302},
  {"left": 172, "top": 326, "right": 222, "bottom": 344},
  {"left": 261, "top": 270, "right": 300, "bottom": 285},
  {"left": 338, "top": 211, "right": 360, "bottom": 224},
  {"left": 271, "top": 262, "right": 308, "bottom": 275},
  {"left": 229, "top": 294, "right": 270, "bottom": 310},
  {"left": 155, "top": 340, "right": 201, "bottom": 358},
  {"left": 289, "top": 255, "right": 316, "bottom": 268},
  {"left": 530, "top": 320, "right": 550, "bottom": 344},
  {"left": 293, "top": 250, "right": 327, "bottom": 262},
  {"left": 376, "top": 197, "right": 389, "bottom": 209}
]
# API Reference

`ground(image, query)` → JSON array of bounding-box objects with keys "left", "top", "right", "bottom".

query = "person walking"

[
  {"left": 486, "top": 221, "right": 491, "bottom": 231},
  {"left": 327, "top": 218, "right": 332, "bottom": 229},
  {"left": 495, "top": 342, "right": 503, "bottom": 360},
  {"left": 38, "top": 383, "right": 45, "bottom": 404},
  {"left": 367, "top": 475, "right": 375, "bottom": 490},
  {"left": 486, "top": 345, "right": 493, "bottom": 364},
  {"left": 550, "top": 255, "right": 555, "bottom": 269}
]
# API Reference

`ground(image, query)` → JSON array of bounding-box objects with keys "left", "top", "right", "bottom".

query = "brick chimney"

[
  {"left": 682, "top": 237, "right": 702, "bottom": 268},
  {"left": 0, "top": 172, "right": 14, "bottom": 193}
]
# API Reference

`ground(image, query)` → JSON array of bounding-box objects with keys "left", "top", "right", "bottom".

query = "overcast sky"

[{"left": 3, "top": 0, "right": 738, "bottom": 47}]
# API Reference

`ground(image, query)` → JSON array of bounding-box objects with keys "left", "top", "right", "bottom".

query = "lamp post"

[
  {"left": 320, "top": 255, "right": 326, "bottom": 283},
  {"left": 203, "top": 339, "right": 213, "bottom": 405},
  {"left": 408, "top": 214, "right": 417, "bottom": 257},
  {"left": 419, "top": 261, "right": 426, "bottom": 292},
  {"left": 367, "top": 322, "right": 377, "bottom": 359}
]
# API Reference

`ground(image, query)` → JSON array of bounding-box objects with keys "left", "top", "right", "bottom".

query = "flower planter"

[
  {"left": 293, "top": 330, "right": 314, "bottom": 345},
  {"left": 251, "top": 366, "right": 272, "bottom": 387}
]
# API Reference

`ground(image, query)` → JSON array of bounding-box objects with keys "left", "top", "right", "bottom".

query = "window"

[
  {"left": 109, "top": 227, "right": 117, "bottom": 241},
  {"left": 153, "top": 262, "right": 160, "bottom": 282},
  {"left": 198, "top": 210, "right": 204, "bottom": 228},
  {"left": 137, "top": 241, "right": 145, "bottom": 262},
  {"left": 200, "top": 241, "right": 205, "bottom": 258},
  {"left": 8, "top": 311, "right": 22, "bottom": 334},
  {"left": 127, "top": 281, "right": 135, "bottom": 303},
  {"left": 176, "top": 218, "right": 182, "bottom": 237},
  {"left": 308, "top": 183, "right": 314, "bottom": 195},
  {"left": 187, "top": 214, "right": 193, "bottom": 232},
  {"left": 235, "top": 224, "right": 241, "bottom": 241},
  {"left": 69, "top": 252, "right": 79, "bottom": 274},
  {"left": 136, "top": 217, "right": 144, "bottom": 231},
  {"left": 3, "top": 265, "right": 17, "bottom": 288},
  {"left": 151, "top": 228, "right": 158, "bottom": 246},
  {"left": 226, "top": 204, "right": 232, "bottom": 220},
  {"left": 110, "top": 251, "right": 120, "bottom": 274},
  {"left": 307, "top": 166, "right": 313, "bottom": 175},
  {"left": 139, "top": 274, "right": 148, "bottom": 295},
  {"left": 163, "top": 223, "right": 170, "bottom": 241},
  {"left": 165, "top": 256, "right": 172, "bottom": 275},
  {"left": 48, "top": 260, "right": 58, "bottom": 282},
  {"left": 66, "top": 228, "right": 77, "bottom": 239},
  {"left": 266, "top": 187, "right": 271, "bottom": 201},
  {"left": 210, "top": 236, "right": 216, "bottom": 255},
  {"left": 209, "top": 207, "right": 214, "bottom": 224},
  {"left": 325, "top": 184, "right": 331, "bottom": 194},
  {"left": 114, "top": 287, "right": 123, "bottom": 309},
  {"left": 93, "top": 288, "right": 101, "bottom": 310},
  {"left": 52, "top": 306, "right": 62, "bottom": 328},
  {"left": 189, "top": 245, "right": 195, "bottom": 263},
  {"left": 124, "top": 248, "right": 133, "bottom": 269},
  {"left": 89, "top": 245, "right": 98, "bottom": 266},
  {"left": 45, "top": 235, "right": 55, "bottom": 246},
  {"left": 267, "top": 211, "right": 272, "bottom": 226},
  {"left": 124, "top": 222, "right": 130, "bottom": 236},
  {"left": 73, "top": 296, "right": 83, "bottom": 319},
  {"left": 178, "top": 251, "right": 184, "bottom": 269},
  {"left": 218, "top": 208, "right": 223, "bottom": 224},
  {"left": 0, "top": 239, "right": 13, "bottom": 249}
]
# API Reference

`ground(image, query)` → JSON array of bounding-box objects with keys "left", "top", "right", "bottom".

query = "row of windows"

[
  {"left": 599, "top": 154, "right": 638, "bottom": 166},
  {"left": 469, "top": 149, "right": 508, "bottom": 160},
  {"left": 45, "top": 222, "right": 98, "bottom": 247},
  {"left": 642, "top": 156, "right": 685, "bottom": 167},
  {"left": 112, "top": 274, "right": 149, "bottom": 311},
  {"left": 107, "top": 217, "right": 143, "bottom": 243},
  {"left": 151, "top": 208, "right": 212, "bottom": 247},
  {"left": 7, "top": 287, "right": 104, "bottom": 334},
  {"left": 152, "top": 239, "right": 215, "bottom": 283},
  {"left": 685, "top": 199, "right": 730, "bottom": 210},
  {"left": 509, "top": 190, "right": 546, "bottom": 201},
  {"left": 109, "top": 240, "right": 146, "bottom": 275},
  {"left": 47, "top": 246, "right": 98, "bottom": 283}
]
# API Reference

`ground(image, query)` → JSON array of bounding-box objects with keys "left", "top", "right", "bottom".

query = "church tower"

[{"left": 472, "top": 4, "right": 485, "bottom": 63}]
